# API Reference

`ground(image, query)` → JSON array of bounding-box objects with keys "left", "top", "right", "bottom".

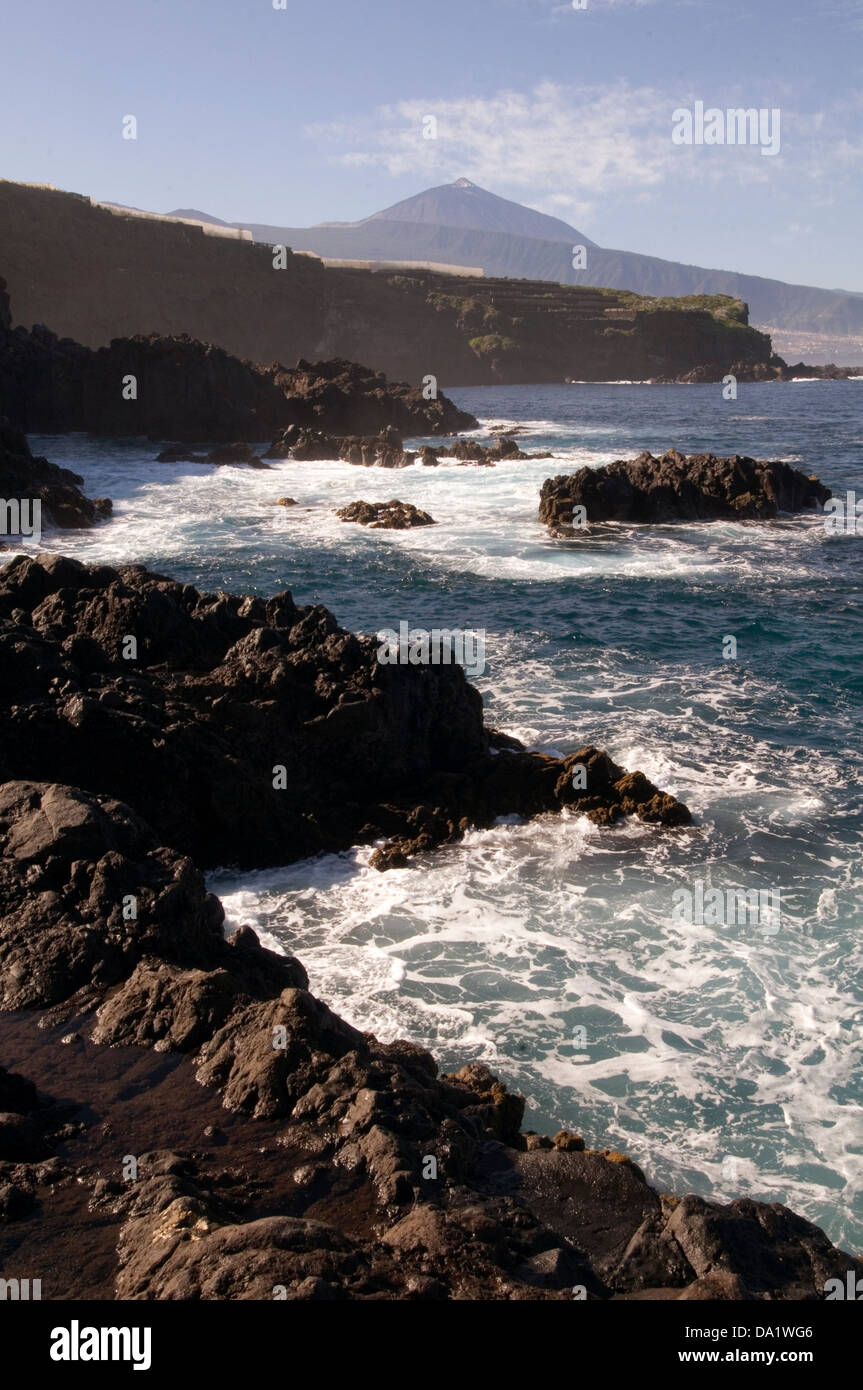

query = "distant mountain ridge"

[
  {"left": 168, "top": 179, "right": 863, "bottom": 360},
  {"left": 361, "top": 178, "right": 597, "bottom": 244}
]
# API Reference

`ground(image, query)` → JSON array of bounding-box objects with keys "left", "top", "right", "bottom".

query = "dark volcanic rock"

[
  {"left": 264, "top": 424, "right": 415, "bottom": 468},
  {"left": 336, "top": 499, "right": 435, "bottom": 529},
  {"left": 444, "top": 436, "right": 553, "bottom": 464},
  {"left": 0, "top": 1061, "right": 75, "bottom": 1221},
  {"left": 0, "top": 416, "right": 111, "bottom": 531},
  {"left": 779, "top": 361, "right": 863, "bottom": 381},
  {"left": 155, "top": 442, "right": 267, "bottom": 467},
  {"left": 0, "top": 792, "right": 857, "bottom": 1300},
  {"left": 0, "top": 554, "right": 690, "bottom": 871},
  {"left": 0, "top": 780, "right": 306, "bottom": 1013},
  {"left": 264, "top": 428, "right": 552, "bottom": 470},
  {"left": 206, "top": 441, "right": 266, "bottom": 466},
  {"left": 155, "top": 447, "right": 209, "bottom": 464},
  {"left": 0, "top": 277, "right": 477, "bottom": 443},
  {"left": 271, "top": 357, "right": 476, "bottom": 436},
  {"left": 539, "top": 449, "right": 831, "bottom": 529}
]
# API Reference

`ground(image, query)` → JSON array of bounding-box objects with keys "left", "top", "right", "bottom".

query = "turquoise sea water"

[{"left": 24, "top": 378, "right": 863, "bottom": 1250}]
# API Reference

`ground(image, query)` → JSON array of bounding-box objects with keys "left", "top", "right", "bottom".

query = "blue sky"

[{"left": 1, "top": 0, "right": 861, "bottom": 289}]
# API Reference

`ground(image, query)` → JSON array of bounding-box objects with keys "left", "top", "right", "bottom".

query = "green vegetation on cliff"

[{"left": 0, "top": 180, "right": 775, "bottom": 387}]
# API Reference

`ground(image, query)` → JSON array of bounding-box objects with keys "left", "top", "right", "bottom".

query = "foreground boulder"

[
  {"left": 0, "top": 780, "right": 309, "bottom": 1012},
  {"left": 539, "top": 449, "right": 831, "bottom": 530},
  {"left": 0, "top": 277, "right": 477, "bottom": 442},
  {"left": 0, "top": 554, "right": 690, "bottom": 871},
  {"left": 336, "top": 500, "right": 435, "bottom": 529},
  {"left": 0, "top": 416, "right": 111, "bottom": 533},
  {"left": 0, "top": 781, "right": 856, "bottom": 1301}
]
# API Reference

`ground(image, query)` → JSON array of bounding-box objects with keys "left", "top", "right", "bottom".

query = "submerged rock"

[
  {"left": 539, "top": 449, "right": 831, "bottom": 529},
  {"left": 336, "top": 499, "right": 436, "bottom": 529},
  {"left": 155, "top": 442, "right": 267, "bottom": 466},
  {"left": 265, "top": 424, "right": 414, "bottom": 468}
]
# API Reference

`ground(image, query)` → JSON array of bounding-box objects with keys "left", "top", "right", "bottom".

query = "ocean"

[{"left": 23, "top": 378, "right": 863, "bottom": 1251}]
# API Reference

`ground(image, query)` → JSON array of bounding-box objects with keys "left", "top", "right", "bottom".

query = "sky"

[{"left": 1, "top": 0, "right": 861, "bottom": 290}]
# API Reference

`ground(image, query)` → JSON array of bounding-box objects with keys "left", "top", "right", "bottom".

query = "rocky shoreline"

[
  {"left": 0, "top": 277, "right": 476, "bottom": 443},
  {"left": 0, "top": 290, "right": 854, "bottom": 1302},
  {"left": 0, "top": 554, "right": 690, "bottom": 872},
  {"left": 0, "top": 417, "right": 111, "bottom": 537},
  {"left": 1, "top": 778, "right": 858, "bottom": 1301}
]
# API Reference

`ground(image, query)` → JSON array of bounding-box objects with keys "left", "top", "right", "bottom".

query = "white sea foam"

[{"left": 17, "top": 396, "right": 863, "bottom": 1251}]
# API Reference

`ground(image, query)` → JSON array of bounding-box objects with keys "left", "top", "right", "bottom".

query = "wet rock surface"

[
  {"left": 0, "top": 799, "right": 857, "bottom": 1300},
  {"left": 264, "top": 424, "right": 417, "bottom": 468},
  {"left": 264, "top": 428, "right": 550, "bottom": 469},
  {"left": 336, "top": 500, "right": 436, "bottom": 529},
  {"left": 0, "top": 555, "right": 690, "bottom": 871},
  {"left": 539, "top": 449, "right": 831, "bottom": 529},
  {"left": 0, "top": 416, "right": 111, "bottom": 532}
]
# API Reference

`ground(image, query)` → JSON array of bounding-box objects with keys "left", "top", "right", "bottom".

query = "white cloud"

[
  {"left": 308, "top": 82, "right": 676, "bottom": 199},
  {"left": 306, "top": 81, "right": 857, "bottom": 209}
]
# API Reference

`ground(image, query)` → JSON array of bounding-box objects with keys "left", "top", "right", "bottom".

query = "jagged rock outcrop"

[
  {"left": 264, "top": 424, "right": 415, "bottom": 468},
  {"left": 0, "top": 416, "right": 111, "bottom": 533},
  {"left": 0, "top": 780, "right": 309, "bottom": 1012},
  {"left": 0, "top": 554, "right": 690, "bottom": 871},
  {"left": 777, "top": 361, "right": 863, "bottom": 381},
  {"left": 0, "top": 277, "right": 477, "bottom": 442},
  {"left": 264, "top": 427, "right": 549, "bottom": 469},
  {"left": 336, "top": 500, "right": 435, "bottom": 529},
  {"left": 443, "top": 436, "right": 552, "bottom": 463},
  {"left": 0, "top": 781, "right": 857, "bottom": 1300},
  {"left": 539, "top": 449, "right": 832, "bottom": 530}
]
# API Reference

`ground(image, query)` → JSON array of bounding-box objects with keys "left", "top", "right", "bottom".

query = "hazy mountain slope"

[
  {"left": 171, "top": 180, "right": 863, "bottom": 348},
  {"left": 361, "top": 178, "right": 597, "bottom": 244},
  {"left": 169, "top": 207, "right": 234, "bottom": 226}
]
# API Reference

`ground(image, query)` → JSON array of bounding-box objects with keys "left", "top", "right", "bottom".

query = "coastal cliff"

[
  {"left": 0, "top": 278, "right": 475, "bottom": 442},
  {"left": 0, "top": 180, "right": 774, "bottom": 387}
]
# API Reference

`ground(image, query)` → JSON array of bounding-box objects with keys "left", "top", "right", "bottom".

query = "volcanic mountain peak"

[{"left": 359, "top": 178, "right": 597, "bottom": 247}]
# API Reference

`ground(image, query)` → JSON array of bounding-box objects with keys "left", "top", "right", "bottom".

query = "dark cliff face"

[
  {"left": 0, "top": 181, "right": 774, "bottom": 387},
  {"left": 0, "top": 280, "right": 476, "bottom": 441}
]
